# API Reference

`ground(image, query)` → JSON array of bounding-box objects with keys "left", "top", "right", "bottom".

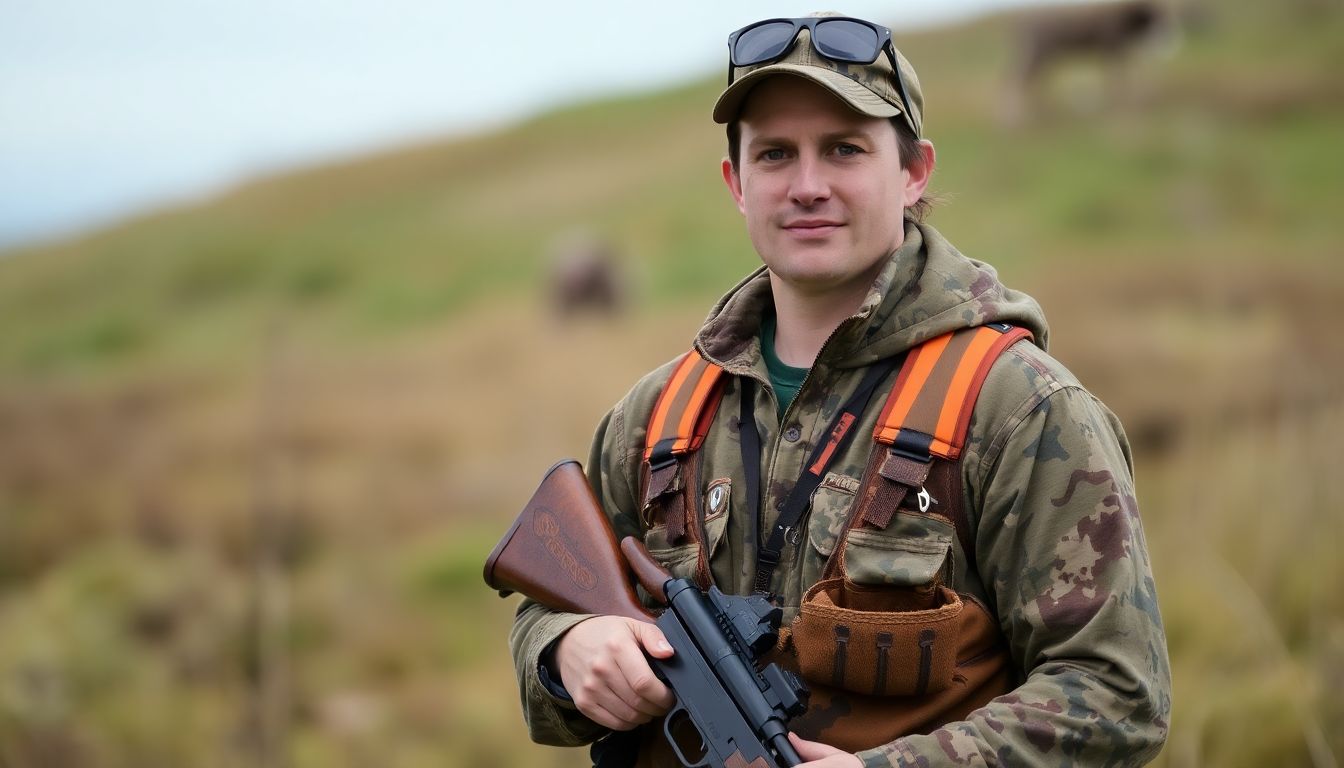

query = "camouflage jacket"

[{"left": 509, "top": 221, "right": 1171, "bottom": 766}]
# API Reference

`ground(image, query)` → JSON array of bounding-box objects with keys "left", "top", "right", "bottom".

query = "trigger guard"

[{"left": 662, "top": 703, "right": 710, "bottom": 767}]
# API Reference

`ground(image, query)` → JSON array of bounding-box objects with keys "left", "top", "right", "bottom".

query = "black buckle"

[
  {"left": 648, "top": 438, "right": 678, "bottom": 472},
  {"left": 890, "top": 430, "right": 934, "bottom": 463}
]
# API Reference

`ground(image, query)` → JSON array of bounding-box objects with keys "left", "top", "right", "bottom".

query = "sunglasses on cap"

[{"left": 726, "top": 16, "right": 918, "bottom": 136}]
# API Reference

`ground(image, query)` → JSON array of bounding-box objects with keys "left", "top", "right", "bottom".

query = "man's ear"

[
  {"left": 721, "top": 157, "right": 746, "bottom": 215},
  {"left": 902, "top": 140, "right": 937, "bottom": 207}
]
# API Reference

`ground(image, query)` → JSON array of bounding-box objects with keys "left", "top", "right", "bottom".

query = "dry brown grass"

[{"left": 2, "top": 257, "right": 1341, "bottom": 765}]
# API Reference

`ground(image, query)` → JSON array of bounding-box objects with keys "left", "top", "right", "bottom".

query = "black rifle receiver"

[{"left": 649, "top": 577, "right": 808, "bottom": 767}]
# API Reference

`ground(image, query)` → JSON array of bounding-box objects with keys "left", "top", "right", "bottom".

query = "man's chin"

[{"left": 766, "top": 267, "right": 851, "bottom": 294}]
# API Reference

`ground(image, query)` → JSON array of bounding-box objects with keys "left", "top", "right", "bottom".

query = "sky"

[{"left": 0, "top": 0, "right": 1091, "bottom": 250}]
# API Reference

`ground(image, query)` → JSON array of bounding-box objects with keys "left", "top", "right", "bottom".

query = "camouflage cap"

[{"left": 712, "top": 12, "right": 924, "bottom": 137}]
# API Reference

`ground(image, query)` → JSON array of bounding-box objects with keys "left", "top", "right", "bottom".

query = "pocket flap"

[
  {"left": 643, "top": 500, "right": 730, "bottom": 577},
  {"left": 842, "top": 529, "right": 952, "bottom": 587},
  {"left": 807, "top": 473, "right": 861, "bottom": 558}
]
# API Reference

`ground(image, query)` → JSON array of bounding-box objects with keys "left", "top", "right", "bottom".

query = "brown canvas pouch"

[{"left": 791, "top": 576, "right": 963, "bottom": 697}]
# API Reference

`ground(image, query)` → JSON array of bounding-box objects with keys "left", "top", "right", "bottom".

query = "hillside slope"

[
  {"left": 1, "top": 0, "right": 1338, "bottom": 381},
  {"left": 0, "top": 2, "right": 1342, "bottom": 766}
]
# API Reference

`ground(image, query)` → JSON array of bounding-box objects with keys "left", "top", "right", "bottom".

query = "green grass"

[{"left": 4, "top": 2, "right": 1339, "bottom": 378}]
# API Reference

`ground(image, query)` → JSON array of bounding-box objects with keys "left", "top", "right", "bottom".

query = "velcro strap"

[
  {"left": 644, "top": 463, "right": 678, "bottom": 506},
  {"left": 663, "top": 490, "right": 687, "bottom": 545},
  {"left": 643, "top": 351, "right": 726, "bottom": 461},
  {"left": 862, "top": 451, "right": 933, "bottom": 528},
  {"left": 879, "top": 451, "right": 932, "bottom": 488},
  {"left": 861, "top": 480, "right": 910, "bottom": 530},
  {"left": 873, "top": 325, "right": 1032, "bottom": 459}
]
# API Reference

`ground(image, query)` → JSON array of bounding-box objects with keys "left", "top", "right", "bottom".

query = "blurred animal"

[
  {"left": 1003, "top": 0, "right": 1181, "bottom": 122},
  {"left": 546, "top": 235, "right": 626, "bottom": 319}
]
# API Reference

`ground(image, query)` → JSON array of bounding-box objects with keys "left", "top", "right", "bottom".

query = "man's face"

[{"left": 722, "top": 76, "right": 930, "bottom": 302}]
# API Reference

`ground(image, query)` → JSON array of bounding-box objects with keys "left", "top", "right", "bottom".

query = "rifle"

[{"left": 484, "top": 460, "right": 808, "bottom": 768}]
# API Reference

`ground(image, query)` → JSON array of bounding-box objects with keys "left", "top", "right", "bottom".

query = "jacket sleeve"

[
  {"left": 506, "top": 400, "right": 649, "bottom": 746},
  {"left": 857, "top": 385, "right": 1171, "bottom": 767}
]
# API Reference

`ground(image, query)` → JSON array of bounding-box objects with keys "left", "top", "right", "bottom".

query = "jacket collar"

[{"left": 693, "top": 221, "right": 1049, "bottom": 375}]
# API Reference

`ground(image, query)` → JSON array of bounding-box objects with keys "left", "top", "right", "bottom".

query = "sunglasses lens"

[
  {"left": 734, "top": 21, "right": 797, "bottom": 66},
  {"left": 813, "top": 19, "right": 880, "bottom": 63}
]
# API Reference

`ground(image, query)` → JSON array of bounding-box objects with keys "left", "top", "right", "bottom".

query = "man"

[{"left": 510, "top": 13, "right": 1170, "bottom": 767}]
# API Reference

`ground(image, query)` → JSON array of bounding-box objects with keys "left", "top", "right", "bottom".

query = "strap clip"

[
  {"left": 915, "top": 487, "right": 933, "bottom": 513},
  {"left": 648, "top": 438, "right": 678, "bottom": 472}
]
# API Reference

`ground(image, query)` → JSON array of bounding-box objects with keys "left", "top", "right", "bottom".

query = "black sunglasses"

[{"left": 726, "top": 17, "right": 918, "bottom": 137}]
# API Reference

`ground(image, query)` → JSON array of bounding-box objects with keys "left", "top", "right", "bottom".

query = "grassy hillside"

[
  {"left": 3, "top": 2, "right": 1338, "bottom": 381},
  {"left": 1, "top": 1, "right": 1342, "bottom": 766}
]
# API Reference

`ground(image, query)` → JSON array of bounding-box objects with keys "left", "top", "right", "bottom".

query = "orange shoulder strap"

[
  {"left": 644, "top": 350, "right": 726, "bottom": 467},
  {"left": 874, "top": 324, "right": 1033, "bottom": 461}
]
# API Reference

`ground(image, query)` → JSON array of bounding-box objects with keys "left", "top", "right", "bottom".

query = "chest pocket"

[
  {"left": 642, "top": 479, "right": 731, "bottom": 583},
  {"left": 840, "top": 512, "right": 955, "bottom": 589},
  {"left": 801, "top": 472, "right": 861, "bottom": 596}
]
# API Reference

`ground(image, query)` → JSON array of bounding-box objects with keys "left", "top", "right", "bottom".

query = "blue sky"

[{"left": 0, "top": 0, "right": 1083, "bottom": 249}]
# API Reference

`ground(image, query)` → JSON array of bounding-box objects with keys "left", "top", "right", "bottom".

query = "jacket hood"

[{"left": 695, "top": 220, "right": 1049, "bottom": 373}]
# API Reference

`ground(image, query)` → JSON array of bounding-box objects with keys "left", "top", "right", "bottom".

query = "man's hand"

[
  {"left": 789, "top": 732, "right": 863, "bottom": 767},
  {"left": 554, "top": 616, "right": 677, "bottom": 731}
]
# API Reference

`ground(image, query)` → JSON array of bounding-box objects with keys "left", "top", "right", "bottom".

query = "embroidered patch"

[{"left": 706, "top": 478, "right": 732, "bottom": 519}]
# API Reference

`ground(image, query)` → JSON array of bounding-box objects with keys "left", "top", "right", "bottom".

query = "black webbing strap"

[
  {"left": 742, "top": 357, "right": 901, "bottom": 597},
  {"left": 739, "top": 379, "right": 763, "bottom": 579}
]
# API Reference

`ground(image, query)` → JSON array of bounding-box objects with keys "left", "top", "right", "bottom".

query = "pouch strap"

[
  {"left": 873, "top": 324, "right": 1033, "bottom": 460},
  {"left": 640, "top": 350, "right": 726, "bottom": 547},
  {"left": 825, "top": 324, "right": 1035, "bottom": 586},
  {"left": 644, "top": 351, "right": 725, "bottom": 463},
  {"left": 860, "top": 324, "right": 1032, "bottom": 531}
]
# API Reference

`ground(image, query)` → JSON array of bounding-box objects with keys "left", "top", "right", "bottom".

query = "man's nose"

[{"left": 789, "top": 154, "right": 831, "bottom": 207}]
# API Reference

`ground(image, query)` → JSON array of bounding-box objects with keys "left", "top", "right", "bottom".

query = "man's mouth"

[{"left": 783, "top": 219, "right": 843, "bottom": 237}]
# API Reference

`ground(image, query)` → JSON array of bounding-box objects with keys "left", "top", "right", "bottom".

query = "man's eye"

[
  {"left": 760, "top": 149, "right": 787, "bottom": 162},
  {"left": 835, "top": 144, "right": 862, "bottom": 157}
]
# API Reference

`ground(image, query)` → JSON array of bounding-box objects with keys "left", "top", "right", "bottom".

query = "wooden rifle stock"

[
  {"left": 621, "top": 537, "right": 670, "bottom": 605},
  {"left": 483, "top": 459, "right": 668, "bottom": 622}
]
